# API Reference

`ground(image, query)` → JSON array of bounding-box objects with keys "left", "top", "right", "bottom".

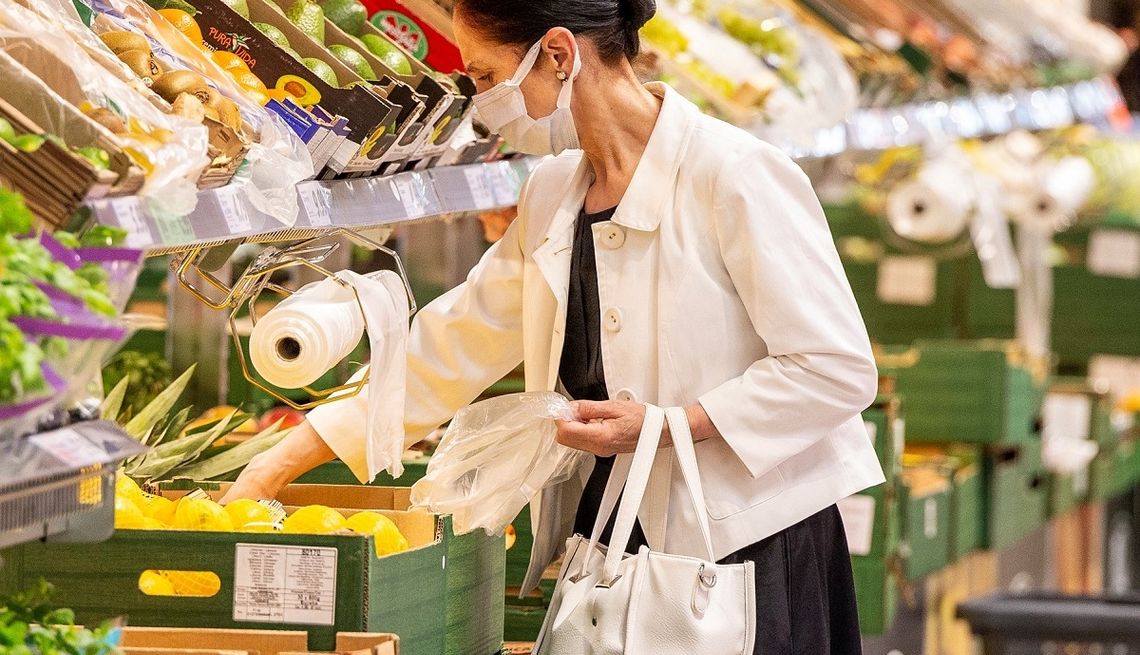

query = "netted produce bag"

[
  {"left": 0, "top": 0, "right": 208, "bottom": 219},
  {"left": 410, "top": 392, "right": 591, "bottom": 536}
]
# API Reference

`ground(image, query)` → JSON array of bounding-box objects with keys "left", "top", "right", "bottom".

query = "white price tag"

[
  {"left": 463, "top": 166, "right": 496, "bottom": 210},
  {"left": 217, "top": 191, "right": 253, "bottom": 234},
  {"left": 393, "top": 177, "right": 426, "bottom": 217},
  {"left": 29, "top": 429, "right": 108, "bottom": 468},
  {"left": 233, "top": 544, "right": 337, "bottom": 625},
  {"left": 1089, "top": 355, "right": 1140, "bottom": 397},
  {"left": 1043, "top": 393, "right": 1093, "bottom": 443},
  {"left": 837, "top": 495, "right": 876, "bottom": 556},
  {"left": 923, "top": 497, "right": 939, "bottom": 539},
  {"left": 877, "top": 256, "right": 937, "bottom": 306},
  {"left": 1087, "top": 230, "right": 1140, "bottom": 279},
  {"left": 298, "top": 185, "right": 332, "bottom": 227},
  {"left": 488, "top": 164, "right": 519, "bottom": 207},
  {"left": 110, "top": 197, "right": 151, "bottom": 248}
]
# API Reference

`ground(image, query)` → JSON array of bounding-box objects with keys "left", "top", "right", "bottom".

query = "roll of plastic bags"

[
  {"left": 0, "top": 0, "right": 208, "bottom": 219},
  {"left": 410, "top": 392, "right": 591, "bottom": 536}
]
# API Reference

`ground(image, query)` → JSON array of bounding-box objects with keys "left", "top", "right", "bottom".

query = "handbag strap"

[
  {"left": 579, "top": 404, "right": 665, "bottom": 584},
  {"left": 577, "top": 405, "right": 719, "bottom": 585},
  {"left": 665, "top": 406, "right": 717, "bottom": 562}
]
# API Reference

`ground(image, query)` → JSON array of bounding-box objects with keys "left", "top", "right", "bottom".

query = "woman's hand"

[
  {"left": 220, "top": 421, "right": 336, "bottom": 504},
  {"left": 555, "top": 401, "right": 722, "bottom": 456}
]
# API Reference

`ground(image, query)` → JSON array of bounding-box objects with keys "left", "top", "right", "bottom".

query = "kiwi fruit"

[
  {"left": 152, "top": 70, "right": 209, "bottom": 104},
  {"left": 100, "top": 31, "right": 149, "bottom": 56},
  {"left": 117, "top": 50, "right": 164, "bottom": 81},
  {"left": 171, "top": 93, "right": 206, "bottom": 123},
  {"left": 215, "top": 98, "right": 243, "bottom": 133},
  {"left": 86, "top": 107, "right": 126, "bottom": 134}
]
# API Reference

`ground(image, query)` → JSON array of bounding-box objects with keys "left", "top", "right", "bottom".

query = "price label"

[
  {"left": 1087, "top": 230, "right": 1140, "bottom": 279},
  {"left": 463, "top": 166, "right": 496, "bottom": 210},
  {"left": 216, "top": 191, "right": 252, "bottom": 234},
  {"left": 924, "top": 498, "right": 939, "bottom": 539},
  {"left": 393, "top": 176, "right": 427, "bottom": 217},
  {"left": 877, "top": 256, "right": 937, "bottom": 306},
  {"left": 233, "top": 544, "right": 337, "bottom": 625},
  {"left": 109, "top": 197, "right": 152, "bottom": 248},
  {"left": 298, "top": 185, "right": 332, "bottom": 227},
  {"left": 487, "top": 164, "right": 520, "bottom": 207},
  {"left": 837, "top": 495, "right": 876, "bottom": 556},
  {"left": 154, "top": 214, "right": 195, "bottom": 246},
  {"left": 30, "top": 429, "right": 108, "bottom": 468}
]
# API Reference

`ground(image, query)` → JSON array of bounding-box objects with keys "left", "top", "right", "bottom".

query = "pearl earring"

[{"left": 556, "top": 71, "right": 568, "bottom": 81}]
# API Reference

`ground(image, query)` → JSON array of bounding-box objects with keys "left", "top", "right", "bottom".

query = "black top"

[{"left": 560, "top": 206, "right": 647, "bottom": 550}]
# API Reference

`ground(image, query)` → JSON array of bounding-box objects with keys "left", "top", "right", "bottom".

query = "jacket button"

[
  {"left": 600, "top": 225, "right": 626, "bottom": 249},
  {"left": 603, "top": 308, "right": 623, "bottom": 332},
  {"left": 614, "top": 388, "right": 638, "bottom": 402}
]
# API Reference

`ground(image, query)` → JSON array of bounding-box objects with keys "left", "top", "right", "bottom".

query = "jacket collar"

[{"left": 610, "top": 83, "right": 697, "bottom": 232}]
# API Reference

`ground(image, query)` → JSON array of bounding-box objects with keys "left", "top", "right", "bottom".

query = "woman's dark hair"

[{"left": 454, "top": 0, "right": 656, "bottom": 61}]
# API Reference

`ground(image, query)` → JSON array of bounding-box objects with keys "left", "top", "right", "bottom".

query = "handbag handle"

[{"left": 578, "top": 404, "right": 718, "bottom": 586}]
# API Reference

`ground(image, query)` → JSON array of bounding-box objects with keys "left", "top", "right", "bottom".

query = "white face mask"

[{"left": 472, "top": 39, "right": 582, "bottom": 156}]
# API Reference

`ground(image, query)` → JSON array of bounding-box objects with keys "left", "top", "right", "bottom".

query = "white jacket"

[{"left": 308, "top": 83, "right": 885, "bottom": 593}]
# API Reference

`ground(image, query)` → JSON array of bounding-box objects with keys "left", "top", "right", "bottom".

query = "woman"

[{"left": 226, "top": 0, "right": 885, "bottom": 651}]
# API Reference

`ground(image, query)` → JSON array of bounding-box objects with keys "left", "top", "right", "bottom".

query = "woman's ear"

[{"left": 540, "top": 26, "right": 578, "bottom": 78}]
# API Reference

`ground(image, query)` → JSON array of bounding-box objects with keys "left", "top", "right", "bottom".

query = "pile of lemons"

[{"left": 115, "top": 475, "right": 412, "bottom": 597}]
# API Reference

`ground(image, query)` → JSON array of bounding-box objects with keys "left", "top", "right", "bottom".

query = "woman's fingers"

[
  {"left": 555, "top": 419, "right": 614, "bottom": 456},
  {"left": 571, "top": 399, "right": 624, "bottom": 421}
]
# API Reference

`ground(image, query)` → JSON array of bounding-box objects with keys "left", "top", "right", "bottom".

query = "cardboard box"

[
  {"left": 1, "top": 484, "right": 504, "bottom": 655},
  {"left": 189, "top": 0, "right": 403, "bottom": 174},
  {"left": 119, "top": 627, "right": 397, "bottom": 655}
]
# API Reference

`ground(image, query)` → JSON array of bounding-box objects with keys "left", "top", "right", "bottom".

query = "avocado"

[
  {"left": 329, "top": 43, "right": 375, "bottom": 80},
  {"left": 319, "top": 0, "right": 367, "bottom": 36},
  {"left": 360, "top": 34, "right": 411, "bottom": 76},
  {"left": 285, "top": 0, "right": 325, "bottom": 44},
  {"left": 302, "top": 57, "right": 339, "bottom": 87}
]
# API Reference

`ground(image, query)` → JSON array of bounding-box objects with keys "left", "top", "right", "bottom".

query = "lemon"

[
  {"left": 345, "top": 511, "right": 409, "bottom": 557},
  {"left": 139, "top": 570, "right": 176, "bottom": 596},
  {"left": 173, "top": 497, "right": 234, "bottom": 532},
  {"left": 283, "top": 505, "right": 346, "bottom": 534},
  {"left": 116, "top": 475, "right": 147, "bottom": 504},
  {"left": 240, "top": 521, "right": 283, "bottom": 533},
  {"left": 114, "top": 495, "right": 148, "bottom": 529},
  {"left": 164, "top": 571, "right": 222, "bottom": 597},
  {"left": 137, "top": 494, "right": 174, "bottom": 520},
  {"left": 153, "top": 497, "right": 180, "bottom": 526},
  {"left": 224, "top": 499, "right": 274, "bottom": 529}
]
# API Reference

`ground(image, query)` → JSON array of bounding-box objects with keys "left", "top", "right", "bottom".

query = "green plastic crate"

[
  {"left": 864, "top": 395, "right": 904, "bottom": 485},
  {"left": 852, "top": 556, "right": 899, "bottom": 636},
  {"left": 951, "top": 463, "right": 985, "bottom": 560},
  {"left": 296, "top": 457, "right": 431, "bottom": 488},
  {"left": 983, "top": 440, "right": 1047, "bottom": 550},
  {"left": 899, "top": 465, "right": 952, "bottom": 580},
  {"left": 887, "top": 341, "right": 1045, "bottom": 445}
]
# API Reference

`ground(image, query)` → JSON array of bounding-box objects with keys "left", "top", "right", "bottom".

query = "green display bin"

[
  {"left": 504, "top": 605, "right": 548, "bottom": 642},
  {"left": 951, "top": 462, "right": 985, "bottom": 560},
  {"left": 0, "top": 484, "right": 505, "bottom": 655},
  {"left": 296, "top": 457, "right": 431, "bottom": 487},
  {"left": 983, "top": 440, "right": 1047, "bottom": 550},
  {"left": 886, "top": 341, "right": 1045, "bottom": 445},
  {"left": 1047, "top": 471, "right": 1089, "bottom": 519},
  {"left": 852, "top": 556, "right": 899, "bottom": 636},
  {"left": 864, "top": 394, "right": 904, "bottom": 485},
  {"left": 505, "top": 505, "right": 534, "bottom": 588},
  {"left": 900, "top": 465, "right": 952, "bottom": 580}
]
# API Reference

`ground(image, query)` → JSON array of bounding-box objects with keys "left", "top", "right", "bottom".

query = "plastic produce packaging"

[
  {"left": 410, "top": 392, "right": 591, "bottom": 536},
  {"left": 0, "top": 0, "right": 208, "bottom": 218}
]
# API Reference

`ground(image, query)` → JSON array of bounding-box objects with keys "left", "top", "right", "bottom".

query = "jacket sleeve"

[
  {"left": 697, "top": 141, "right": 878, "bottom": 480},
  {"left": 307, "top": 209, "right": 527, "bottom": 482}
]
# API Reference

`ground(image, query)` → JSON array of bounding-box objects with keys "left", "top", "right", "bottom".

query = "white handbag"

[{"left": 534, "top": 405, "right": 757, "bottom": 655}]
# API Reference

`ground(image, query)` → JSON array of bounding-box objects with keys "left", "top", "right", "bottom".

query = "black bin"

[{"left": 958, "top": 593, "right": 1140, "bottom": 654}]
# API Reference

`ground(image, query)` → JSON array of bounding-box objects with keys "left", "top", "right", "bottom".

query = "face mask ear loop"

[
  {"left": 555, "top": 44, "right": 582, "bottom": 110},
  {"left": 510, "top": 40, "right": 545, "bottom": 86}
]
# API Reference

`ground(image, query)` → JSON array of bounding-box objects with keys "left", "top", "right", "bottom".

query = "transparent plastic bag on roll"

[{"left": 410, "top": 392, "right": 591, "bottom": 536}]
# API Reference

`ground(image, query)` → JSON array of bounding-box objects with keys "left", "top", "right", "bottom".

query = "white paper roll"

[
  {"left": 885, "top": 161, "right": 974, "bottom": 244},
  {"left": 250, "top": 276, "right": 367, "bottom": 389}
]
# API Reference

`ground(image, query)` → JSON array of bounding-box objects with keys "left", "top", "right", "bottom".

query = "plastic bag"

[
  {"left": 410, "top": 392, "right": 590, "bottom": 536},
  {"left": 92, "top": 0, "right": 315, "bottom": 224},
  {"left": 0, "top": 0, "right": 209, "bottom": 219}
]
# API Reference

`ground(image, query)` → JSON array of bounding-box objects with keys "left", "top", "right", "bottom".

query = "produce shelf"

[
  {"left": 0, "top": 421, "right": 147, "bottom": 550},
  {"left": 87, "top": 158, "right": 541, "bottom": 255}
]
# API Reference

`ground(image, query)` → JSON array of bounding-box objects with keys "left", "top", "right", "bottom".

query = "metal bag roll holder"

[{"left": 170, "top": 229, "right": 417, "bottom": 410}]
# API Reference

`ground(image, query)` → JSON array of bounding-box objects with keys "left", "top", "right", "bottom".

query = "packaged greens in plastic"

[
  {"left": 0, "top": 0, "right": 208, "bottom": 219},
  {"left": 410, "top": 392, "right": 591, "bottom": 536}
]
